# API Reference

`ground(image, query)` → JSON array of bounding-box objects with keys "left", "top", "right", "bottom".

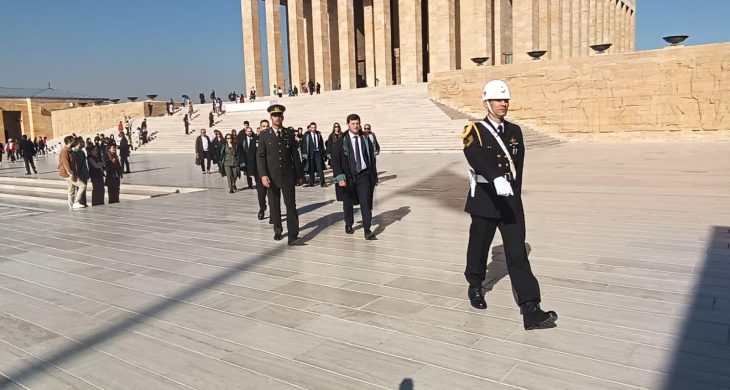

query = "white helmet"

[{"left": 482, "top": 80, "right": 511, "bottom": 101}]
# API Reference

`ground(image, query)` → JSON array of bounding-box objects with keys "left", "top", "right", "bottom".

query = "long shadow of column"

[
  {"left": 662, "top": 226, "right": 730, "bottom": 389},
  {"left": 0, "top": 238, "right": 303, "bottom": 386}
]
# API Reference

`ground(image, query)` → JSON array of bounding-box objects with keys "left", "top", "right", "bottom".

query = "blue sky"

[{"left": 1, "top": 0, "right": 728, "bottom": 101}]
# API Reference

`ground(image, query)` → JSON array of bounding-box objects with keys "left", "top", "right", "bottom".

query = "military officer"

[
  {"left": 257, "top": 104, "right": 305, "bottom": 245},
  {"left": 462, "top": 79, "right": 558, "bottom": 330}
]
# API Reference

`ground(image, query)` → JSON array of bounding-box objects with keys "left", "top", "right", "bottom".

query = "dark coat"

[
  {"left": 210, "top": 137, "right": 223, "bottom": 163},
  {"left": 463, "top": 118, "right": 525, "bottom": 219},
  {"left": 256, "top": 127, "right": 304, "bottom": 187},
  {"left": 19, "top": 139, "right": 35, "bottom": 158},
  {"left": 240, "top": 134, "right": 259, "bottom": 175},
  {"left": 331, "top": 131, "right": 378, "bottom": 204},
  {"left": 301, "top": 131, "right": 325, "bottom": 171},
  {"left": 195, "top": 135, "right": 211, "bottom": 158},
  {"left": 118, "top": 138, "right": 131, "bottom": 157},
  {"left": 104, "top": 154, "right": 123, "bottom": 186}
]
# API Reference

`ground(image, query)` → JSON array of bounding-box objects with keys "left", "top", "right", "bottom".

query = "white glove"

[{"left": 493, "top": 176, "right": 514, "bottom": 196}]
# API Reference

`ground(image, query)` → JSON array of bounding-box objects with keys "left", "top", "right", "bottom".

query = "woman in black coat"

[
  {"left": 105, "top": 144, "right": 124, "bottom": 204},
  {"left": 87, "top": 145, "right": 105, "bottom": 206}
]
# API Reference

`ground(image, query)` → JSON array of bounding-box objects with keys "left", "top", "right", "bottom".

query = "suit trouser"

[
  {"left": 199, "top": 154, "right": 212, "bottom": 172},
  {"left": 24, "top": 157, "right": 36, "bottom": 174},
  {"left": 307, "top": 152, "right": 324, "bottom": 184},
  {"left": 267, "top": 182, "right": 298, "bottom": 238},
  {"left": 465, "top": 214, "right": 541, "bottom": 306},
  {"left": 253, "top": 174, "right": 267, "bottom": 211},
  {"left": 121, "top": 156, "right": 130, "bottom": 172},
  {"left": 223, "top": 166, "right": 238, "bottom": 191},
  {"left": 63, "top": 177, "right": 87, "bottom": 207},
  {"left": 343, "top": 171, "right": 374, "bottom": 231}
]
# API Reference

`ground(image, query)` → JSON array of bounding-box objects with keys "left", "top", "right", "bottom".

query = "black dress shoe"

[
  {"left": 229, "top": 189, "right": 234, "bottom": 194},
  {"left": 364, "top": 230, "right": 376, "bottom": 240},
  {"left": 287, "top": 237, "right": 301, "bottom": 246},
  {"left": 257, "top": 210, "right": 265, "bottom": 220},
  {"left": 520, "top": 301, "right": 558, "bottom": 330},
  {"left": 345, "top": 226, "right": 354, "bottom": 234},
  {"left": 273, "top": 233, "right": 284, "bottom": 241},
  {"left": 320, "top": 183, "right": 326, "bottom": 187},
  {"left": 467, "top": 286, "right": 487, "bottom": 310}
]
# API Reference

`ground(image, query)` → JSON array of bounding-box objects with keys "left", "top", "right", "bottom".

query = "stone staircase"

[
  {"left": 135, "top": 84, "right": 561, "bottom": 154},
  {"left": 0, "top": 177, "right": 203, "bottom": 212}
]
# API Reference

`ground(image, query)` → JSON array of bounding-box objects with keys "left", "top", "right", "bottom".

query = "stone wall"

[
  {"left": 428, "top": 42, "right": 730, "bottom": 140},
  {"left": 51, "top": 101, "right": 167, "bottom": 139},
  {"left": 1, "top": 99, "right": 87, "bottom": 140}
]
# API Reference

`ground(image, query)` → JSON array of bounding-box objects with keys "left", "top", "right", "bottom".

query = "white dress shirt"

[{"left": 348, "top": 132, "right": 368, "bottom": 171}]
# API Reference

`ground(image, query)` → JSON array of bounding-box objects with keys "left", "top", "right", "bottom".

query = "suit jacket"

[
  {"left": 240, "top": 135, "right": 258, "bottom": 174},
  {"left": 195, "top": 135, "right": 211, "bottom": 157},
  {"left": 19, "top": 139, "right": 36, "bottom": 158},
  {"left": 301, "top": 131, "right": 325, "bottom": 170},
  {"left": 119, "top": 138, "right": 130, "bottom": 157},
  {"left": 463, "top": 118, "right": 525, "bottom": 219},
  {"left": 256, "top": 127, "right": 304, "bottom": 187},
  {"left": 331, "top": 132, "right": 378, "bottom": 205}
]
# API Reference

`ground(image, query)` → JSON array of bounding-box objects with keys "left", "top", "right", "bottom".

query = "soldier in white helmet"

[{"left": 461, "top": 79, "right": 558, "bottom": 330}]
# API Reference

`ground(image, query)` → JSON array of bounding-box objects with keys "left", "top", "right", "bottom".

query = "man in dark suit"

[
  {"left": 19, "top": 135, "right": 37, "bottom": 175},
  {"left": 195, "top": 129, "right": 212, "bottom": 173},
  {"left": 118, "top": 134, "right": 131, "bottom": 173},
  {"left": 242, "top": 124, "right": 268, "bottom": 220},
  {"left": 332, "top": 113, "right": 378, "bottom": 240},
  {"left": 257, "top": 104, "right": 305, "bottom": 245},
  {"left": 301, "top": 122, "right": 326, "bottom": 187},
  {"left": 462, "top": 79, "right": 557, "bottom": 330}
]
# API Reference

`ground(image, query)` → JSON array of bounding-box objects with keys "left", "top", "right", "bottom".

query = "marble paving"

[{"left": 0, "top": 141, "right": 729, "bottom": 389}]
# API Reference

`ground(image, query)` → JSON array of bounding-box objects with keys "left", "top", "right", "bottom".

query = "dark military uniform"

[
  {"left": 257, "top": 107, "right": 304, "bottom": 242},
  {"left": 462, "top": 118, "right": 542, "bottom": 307}
]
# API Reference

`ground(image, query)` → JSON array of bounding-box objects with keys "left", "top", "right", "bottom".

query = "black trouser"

[
  {"left": 465, "top": 213, "right": 541, "bottom": 306},
  {"left": 307, "top": 152, "right": 324, "bottom": 184},
  {"left": 343, "top": 170, "right": 374, "bottom": 231},
  {"left": 107, "top": 180, "right": 120, "bottom": 204},
  {"left": 199, "top": 153, "right": 211, "bottom": 172},
  {"left": 253, "top": 174, "right": 267, "bottom": 211},
  {"left": 91, "top": 176, "right": 105, "bottom": 206},
  {"left": 267, "top": 181, "right": 298, "bottom": 238},
  {"left": 244, "top": 170, "right": 254, "bottom": 188},
  {"left": 185, "top": 123, "right": 189, "bottom": 135},
  {"left": 223, "top": 165, "right": 238, "bottom": 191},
  {"left": 24, "top": 157, "right": 36, "bottom": 174},
  {"left": 121, "top": 156, "right": 130, "bottom": 173}
]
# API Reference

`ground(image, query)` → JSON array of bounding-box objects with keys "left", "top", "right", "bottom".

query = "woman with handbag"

[
  {"left": 218, "top": 134, "right": 241, "bottom": 193},
  {"left": 105, "top": 144, "right": 124, "bottom": 203}
]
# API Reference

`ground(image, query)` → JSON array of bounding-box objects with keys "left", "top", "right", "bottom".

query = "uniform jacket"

[
  {"left": 331, "top": 131, "right": 378, "bottom": 205},
  {"left": 256, "top": 127, "right": 305, "bottom": 187},
  {"left": 463, "top": 118, "right": 525, "bottom": 219}
]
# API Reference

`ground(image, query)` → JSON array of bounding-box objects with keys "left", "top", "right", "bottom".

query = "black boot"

[
  {"left": 467, "top": 286, "right": 486, "bottom": 310},
  {"left": 520, "top": 301, "right": 558, "bottom": 330}
]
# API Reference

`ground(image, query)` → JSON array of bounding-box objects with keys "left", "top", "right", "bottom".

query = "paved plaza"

[{"left": 0, "top": 141, "right": 729, "bottom": 389}]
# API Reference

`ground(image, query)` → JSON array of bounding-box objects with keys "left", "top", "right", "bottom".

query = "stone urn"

[
  {"left": 527, "top": 50, "right": 547, "bottom": 60},
  {"left": 110, "top": 98, "right": 120, "bottom": 103},
  {"left": 470, "top": 57, "right": 490, "bottom": 66},
  {"left": 146, "top": 94, "right": 158, "bottom": 100},
  {"left": 590, "top": 43, "right": 612, "bottom": 54},
  {"left": 663, "top": 35, "right": 688, "bottom": 46},
  {"left": 127, "top": 96, "right": 138, "bottom": 102}
]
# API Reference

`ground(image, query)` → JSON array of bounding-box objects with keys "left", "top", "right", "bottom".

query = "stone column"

[
  {"left": 588, "top": 0, "right": 596, "bottom": 46},
  {"left": 429, "top": 0, "right": 458, "bottom": 73},
  {"left": 337, "top": 0, "right": 357, "bottom": 89},
  {"left": 399, "top": 0, "right": 423, "bottom": 84},
  {"left": 601, "top": 0, "right": 609, "bottom": 46},
  {"left": 629, "top": 9, "right": 635, "bottom": 51},
  {"left": 537, "top": 0, "right": 550, "bottom": 59},
  {"left": 288, "top": 0, "right": 307, "bottom": 91},
  {"left": 265, "top": 0, "right": 284, "bottom": 93},
  {"left": 493, "top": 0, "right": 502, "bottom": 64},
  {"left": 373, "top": 0, "right": 392, "bottom": 85},
  {"left": 571, "top": 0, "right": 581, "bottom": 57},
  {"left": 617, "top": 1, "right": 624, "bottom": 52},
  {"left": 241, "top": 0, "right": 263, "bottom": 94},
  {"left": 511, "top": 0, "right": 533, "bottom": 63},
  {"left": 364, "top": 0, "right": 376, "bottom": 87},
  {"left": 549, "top": 0, "right": 561, "bottom": 59},
  {"left": 561, "top": 0, "right": 572, "bottom": 57},
  {"left": 460, "top": 0, "right": 491, "bottom": 68},
  {"left": 580, "top": 0, "right": 589, "bottom": 56},
  {"left": 312, "top": 0, "right": 332, "bottom": 90}
]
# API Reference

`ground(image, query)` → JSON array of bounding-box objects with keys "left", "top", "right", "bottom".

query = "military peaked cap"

[{"left": 267, "top": 104, "right": 286, "bottom": 115}]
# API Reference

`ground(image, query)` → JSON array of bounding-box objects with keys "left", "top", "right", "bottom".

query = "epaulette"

[{"left": 461, "top": 122, "right": 482, "bottom": 148}]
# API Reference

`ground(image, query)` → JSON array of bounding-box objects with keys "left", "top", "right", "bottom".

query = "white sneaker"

[{"left": 71, "top": 203, "right": 86, "bottom": 210}]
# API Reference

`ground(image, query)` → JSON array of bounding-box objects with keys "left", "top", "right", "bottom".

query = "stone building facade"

[{"left": 241, "top": 0, "right": 636, "bottom": 94}]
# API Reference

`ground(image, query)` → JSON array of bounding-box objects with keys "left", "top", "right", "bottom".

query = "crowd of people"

[
  {"left": 1, "top": 135, "right": 49, "bottom": 173},
  {"left": 56, "top": 132, "right": 129, "bottom": 210}
]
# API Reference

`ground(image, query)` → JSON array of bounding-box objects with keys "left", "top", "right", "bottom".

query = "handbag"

[{"left": 195, "top": 155, "right": 201, "bottom": 165}]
